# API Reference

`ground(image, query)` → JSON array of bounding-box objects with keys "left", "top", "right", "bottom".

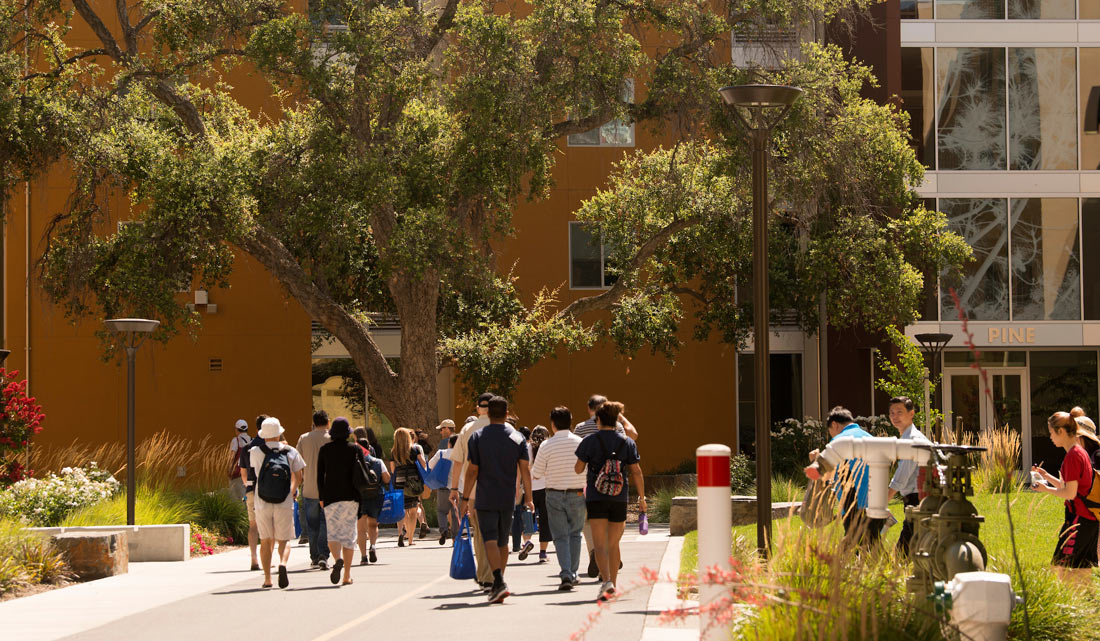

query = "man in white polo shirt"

[
  {"left": 449, "top": 392, "right": 494, "bottom": 589},
  {"left": 533, "top": 405, "right": 589, "bottom": 591}
]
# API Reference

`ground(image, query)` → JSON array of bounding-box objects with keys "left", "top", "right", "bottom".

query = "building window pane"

[
  {"left": 1082, "top": 50, "right": 1100, "bottom": 171},
  {"left": 1083, "top": 199, "right": 1100, "bottom": 320},
  {"left": 944, "top": 350, "right": 1027, "bottom": 367},
  {"left": 1030, "top": 351, "right": 1099, "bottom": 474},
  {"left": 1008, "top": 48, "right": 1076, "bottom": 170},
  {"left": 901, "top": 0, "right": 934, "bottom": 18},
  {"left": 736, "top": 353, "right": 803, "bottom": 457},
  {"left": 567, "top": 80, "right": 635, "bottom": 148},
  {"left": 937, "top": 48, "right": 1006, "bottom": 170},
  {"left": 1010, "top": 198, "right": 1080, "bottom": 320},
  {"left": 569, "top": 223, "right": 603, "bottom": 288},
  {"left": 1085, "top": 0, "right": 1100, "bottom": 19},
  {"left": 920, "top": 199, "right": 940, "bottom": 321},
  {"left": 936, "top": 0, "right": 1004, "bottom": 19},
  {"left": 940, "top": 198, "right": 1009, "bottom": 321},
  {"left": 902, "top": 48, "right": 936, "bottom": 169},
  {"left": 1007, "top": 0, "right": 1074, "bottom": 17}
]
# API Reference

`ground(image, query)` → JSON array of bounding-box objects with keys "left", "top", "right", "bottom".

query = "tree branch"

[
  {"left": 422, "top": 0, "right": 459, "bottom": 56},
  {"left": 236, "top": 227, "right": 401, "bottom": 404},
  {"left": 71, "top": 0, "right": 123, "bottom": 59},
  {"left": 116, "top": 0, "right": 137, "bottom": 54},
  {"left": 150, "top": 80, "right": 207, "bottom": 138},
  {"left": 23, "top": 48, "right": 108, "bottom": 80},
  {"left": 559, "top": 217, "right": 697, "bottom": 318}
]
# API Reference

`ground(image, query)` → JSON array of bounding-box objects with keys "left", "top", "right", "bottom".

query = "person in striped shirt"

[{"left": 532, "top": 406, "right": 588, "bottom": 591}]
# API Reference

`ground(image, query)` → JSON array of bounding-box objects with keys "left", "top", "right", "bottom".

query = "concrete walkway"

[{"left": 0, "top": 525, "right": 698, "bottom": 641}]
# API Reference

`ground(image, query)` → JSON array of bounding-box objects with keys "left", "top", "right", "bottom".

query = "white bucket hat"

[{"left": 259, "top": 417, "right": 285, "bottom": 439}]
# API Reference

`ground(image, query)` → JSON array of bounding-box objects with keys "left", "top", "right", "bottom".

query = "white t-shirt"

[
  {"left": 229, "top": 433, "right": 249, "bottom": 453},
  {"left": 249, "top": 441, "right": 306, "bottom": 505},
  {"left": 429, "top": 448, "right": 451, "bottom": 469}
]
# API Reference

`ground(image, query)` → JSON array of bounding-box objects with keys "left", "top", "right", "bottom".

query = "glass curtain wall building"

[{"left": 900, "top": 1, "right": 1100, "bottom": 471}]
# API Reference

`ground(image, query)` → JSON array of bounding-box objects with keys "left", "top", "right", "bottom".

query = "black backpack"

[
  {"left": 257, "top": 443, "right": 292, "bottom": 503},
  {"left": 354, "top": 452, "right": 382, "bottom": 498}
]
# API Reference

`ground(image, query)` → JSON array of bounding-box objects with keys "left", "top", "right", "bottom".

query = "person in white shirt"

[
  {"left": 886, "top": 396, "right": 929, "bottom": 556},
  {"left": 228, "top": 419, "right": 250, "bottom": 500},
  {"left": 250, "top": 417, "right": 306, "bottom": 589},
  {"left": 532, "top": 406, "right": 589, "bottom": 591},
  {"left": 449, "top": 393, "right": 494, "bottom": 588},
  {"left": 431, "top": 419, "right": 458, "bottom": 545}
]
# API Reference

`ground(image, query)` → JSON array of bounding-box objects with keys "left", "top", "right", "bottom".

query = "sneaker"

[
  {"left": 330, "top": 559, "right": 344, "bottom": 584},
  {"left": 587, "top": 557, "right": 599, "bottom": 578},
  {"left": 571, "top": 576, "right": 581, "bottom": 586},
  {"left": 317, "top": 560, "right": 328, "bottom": 571},
  {"left": 488, "top": 582, "right": 510, "bottom": 603},
  {"left": 478, "top": 581, "right": 494, "bottom": 593},
  {"left": 419, "top": 523, "right": 429, "bottom": 539},
  {"left": 250, "top": 563, "right": 260, "bottom": 571},
  {"left": 439, "top": 530, "right": 447, "bottom": 546},
  {"left": 558, "top": 578, "right": 574, "bottom": 592},
  {"left": 278, "top": 565, "right": 289, "bottom": 589},
  {"left": 597, "top": 581, "right": 615, "bottom": 603},
  {"left": 298, "top": 535, "right": 309, "bottom": 545},
  {"left": 309, "top": 562, "right": 320, "bottom": 570},
  {"left": 360, "top": 555, "right": 369, "bottom": 566},
  {"left": 398, "top": 533, "right": 405, "bottom": 547},
  {"left": 538, "top": 551, "right": 548, "bottom": 563},
  {"left": 369, "top": 548, "right": 377, "bottom": 563},
  {"left": 518, "top": 541, "right": 534, "bottom": 561}
]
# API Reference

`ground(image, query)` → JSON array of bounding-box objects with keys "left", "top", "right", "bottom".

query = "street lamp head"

[
  {"left": 913, "top": 332, "right": 953, "bottom": 353},
  {"left": 719, "top": 84, "right": 803, "bottom": 109},
  {"left": 104, "top": 318, "right": 161, "bottom": 334}
]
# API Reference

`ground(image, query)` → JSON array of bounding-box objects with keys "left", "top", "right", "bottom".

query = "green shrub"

[
  {"left": 649, "top": 483, "right": 696, "bottom": 523},
  {"left": 0, "top": 518, "right": 69, "bottom": 593},
  {"left": 730, "top": 454, "right": 755, "bottom": 494},
  {"left": 61, "top": 483, "right": 196, "bottom": 527},
  {"left": 0, "top": 463, "right": 119, "bottom": 526},
  {"left": 770, "top": 418, "right": 829, "bottom": 478},
  {"left": 185, "top": 489, "right": 248, "bottom": 543}
]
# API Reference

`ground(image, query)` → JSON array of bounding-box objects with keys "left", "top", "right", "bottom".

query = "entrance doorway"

[{"left": 943, "top": 367, "right": 1031, "bottom": 470}]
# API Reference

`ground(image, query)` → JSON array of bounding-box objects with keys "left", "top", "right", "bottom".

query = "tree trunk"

[{"left": 386, "top": 271, "right": 442, "bottom": 430}]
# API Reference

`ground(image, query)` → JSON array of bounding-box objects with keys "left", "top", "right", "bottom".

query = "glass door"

[{"left": 943, "top": 368, "right": 1031, "bottom": 470}]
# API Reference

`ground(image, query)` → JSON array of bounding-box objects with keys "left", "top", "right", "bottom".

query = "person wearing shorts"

[
  {"left": 238, "top": 414, "right": 267, "bottom": 571},
  {"left": 249, "top": 417, "right": 306, "bottom": 589},
  {"left": 1033, "top": 411, "right": 1099, "bottom": 569},
  {"left": 356, "top": 446, "right": 389, "bottom": 565},
  {"left": 317, "top": 418, "right": 366, "bottom": 586},
  {"left": 460, "top": 396, "right": 532, "bottom": 604},
  {"left": 575, "top": 401, "right": 645, "bottom": 603}
]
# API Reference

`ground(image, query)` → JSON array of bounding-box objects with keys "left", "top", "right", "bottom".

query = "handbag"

[
  {"left": 521, "top": 507, "right": 536, "bottom": 535},
  {"left": 449, "top": 515, "right": 477, "bottom": 580},
  {"left": 798, "top": 478, "right": 837, "bottom": 529},
  {"left": 379, "top": 479, "right": 406, "bottom": 524},
  {"left": 353, "top": 452, "right": 380, "bottom": 499},
  {"left": 425, "top": 456, "right": 452, "bottom": 490}
]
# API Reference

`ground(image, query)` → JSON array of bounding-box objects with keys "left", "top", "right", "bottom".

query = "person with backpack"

[
  {"left": 238, "top": 414, "right": 267, "bottom": 571},
  {"left": 1032, "top": 411, "right": 1098, "bottom": 568},
  {"left": 249, "top": 417, "right": 306, "bottom": 589},
  {"left": 355, "top": 432, "right": 391, "bottom": 565},
  {"left": 390, "top": 427, "right": 428, "bottom": 547},
  {"left": 574, "top": 401, "right": 644, "bottom": 602},
  {"left": 316, "top": 417, "right": 367, "bottom": 585},
  {"left": 228, "top": 419, "right": 251, "bottom": 500}
]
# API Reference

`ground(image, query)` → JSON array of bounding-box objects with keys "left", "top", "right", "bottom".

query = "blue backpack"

[{"left": 257, "top": 443, "right": 292, "bottom": 503}]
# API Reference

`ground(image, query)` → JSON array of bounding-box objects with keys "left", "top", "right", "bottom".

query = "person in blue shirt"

[{"left": 805, "top": 406, "right": 883, "bottom": 547}]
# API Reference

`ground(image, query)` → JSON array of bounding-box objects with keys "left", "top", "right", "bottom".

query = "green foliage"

[
  {"left": 876, "top": 326, "right": 944, "bottom": 429},
  {"left": 770, "top": 418, "right": 830, "bottom": 478},
  {"left": 0, "top": 464, "right": 120, "bottom": 526},
  {"left": 730, "top": 453, "right": 756, "bottom": 494},
  {"left": 185, "top": 489, "right": 249, "bottom": 543},
  {"left": 61, "top": 483, "right": 197, "bottom": 527},
  {"left": 649, "top": 483, "right": 696, "bottom": 524},
  {"left": 0, "top": 519, "right": 70, "bottom": 593}
]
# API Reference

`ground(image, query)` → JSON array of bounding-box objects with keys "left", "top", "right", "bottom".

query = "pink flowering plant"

[
  {"left": 189, "top": 524, "right": 226, "bottom": 556},
  {"left": 0, "top": 369, "right": 45, "bottom": 484}
]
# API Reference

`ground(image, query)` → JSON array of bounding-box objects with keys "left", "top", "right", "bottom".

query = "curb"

[{"left": 642, "top": 532, "right": 699, "bottom": 641}]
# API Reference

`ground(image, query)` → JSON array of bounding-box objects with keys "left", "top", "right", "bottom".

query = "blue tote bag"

[
  {"left": 450, "top": 515, "right": 476, "bottom": 580},
  {"left": 379, "top": 479, "right": 405, "bottom": 524},
  {"left": 424, "top": 456, "right": 452, "bottom": 490}
]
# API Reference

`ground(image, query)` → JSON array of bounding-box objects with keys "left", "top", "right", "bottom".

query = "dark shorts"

[
  {"left": 1053, "top": 510, "right": 1099, "bottom": 568},
  {"left": 476, "top": 508, "right": 514, "bottom": 547},
  {"left": 586, "top": 500, "right": 627, "bottom": 523},
  {"left": 359, "top": 495, "right": 383, "bottom": 519},
  {"left": 403, "top": 495, "right": 420, "bottom": 510}
]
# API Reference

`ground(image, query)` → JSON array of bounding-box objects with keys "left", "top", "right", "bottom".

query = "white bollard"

[{"left": 697, "top": 444, "right": 732, "bottom": 641}]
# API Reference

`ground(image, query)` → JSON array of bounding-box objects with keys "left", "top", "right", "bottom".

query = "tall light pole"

[
  {"left": 914, "top": 332, "right": 952, "bottom": 441},
  {"left": 719, "top": 84, "right": 802, "bottom": 557},
  {"left": 104, "top": 318, "right": 160, "bottom": 525}
]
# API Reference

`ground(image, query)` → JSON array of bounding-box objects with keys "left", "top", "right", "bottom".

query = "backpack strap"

[{"left": 258, "top": 442, "right": 273, "bottom": 457}]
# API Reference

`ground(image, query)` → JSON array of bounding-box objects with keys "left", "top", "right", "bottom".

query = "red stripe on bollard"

[{"left": 698, "top": 455, "right": 729, "bottom": 487}]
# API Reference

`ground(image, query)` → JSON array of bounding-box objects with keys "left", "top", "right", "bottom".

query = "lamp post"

[
  {"left": 914, "top": 332, "right": 953, "bottom": 441},
  {"left": 104, "top": 318, "right": 160, "bottom": 525},
  {"left": 720, "top": 84, "right": 802, "bottom": 557}
]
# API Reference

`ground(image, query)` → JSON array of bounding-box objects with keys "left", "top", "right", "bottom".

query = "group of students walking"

[{"left": 227, "top": 392, "right": 645, "bottom": 603}]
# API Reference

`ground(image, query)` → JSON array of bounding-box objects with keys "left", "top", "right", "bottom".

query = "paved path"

[{"left": 0, "top": 525, "right": 697, "bottom": 641}]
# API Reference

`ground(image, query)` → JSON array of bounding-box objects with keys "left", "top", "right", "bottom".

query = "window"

[
  {"left": 901, "top": 48, "right": 935, "bottom": 169},
  {"left": 932, "top": 47, "right": 1077, "bottom": 171},
  {"left": 919, "top": 0, "right": 1073, "bottom": 18},
  {"left": 1082, "top": 50, "right": 1100, "bottom": 171},
  {"left": 567, "top": 80, "right": 635, "bottom": 148},
  {"left": 937, "top": 198, "right": 1084, "bottom": 321},
  {"left": 568, "top": 222, "right": 616, "bottom": 289},
  {"left": 1083, "top": 199, "right": 1100, "bottom": 320},
  {"left": 1030, "top": 351, "right": 1099, "bottom": 473},
  {"left": 736, "top": 353, "right": 803, "bottom": 457}
]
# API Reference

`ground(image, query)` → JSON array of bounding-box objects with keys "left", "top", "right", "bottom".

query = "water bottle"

[{"left": 638, "top": 512, "right": 649, "bottom": 535}]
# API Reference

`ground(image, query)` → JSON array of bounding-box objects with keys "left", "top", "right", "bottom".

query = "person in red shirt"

[{"left": 1032, "top": 411, "right": 1099, "bottom": 568}]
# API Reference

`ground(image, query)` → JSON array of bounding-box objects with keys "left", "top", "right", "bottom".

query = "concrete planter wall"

[
  {"left": 669, "top": 495, "right": 801, "bottom": 536},
  {"left": 31, "top": 524, "right": 190, "bottom": 562}
]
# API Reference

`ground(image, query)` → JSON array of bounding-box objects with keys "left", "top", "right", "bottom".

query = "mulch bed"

[{"left": 0, "top": 580, "right": 73, "bottom": 602}]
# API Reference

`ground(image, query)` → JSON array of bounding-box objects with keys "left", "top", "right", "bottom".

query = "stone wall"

[{"left": 669, "top": 495, "right": 802, "bottom": 536}]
